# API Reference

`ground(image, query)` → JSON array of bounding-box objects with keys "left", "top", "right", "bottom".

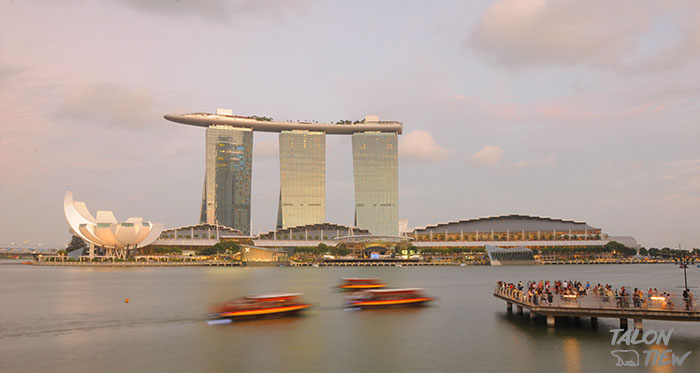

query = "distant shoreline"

[{"left": 4, "top": 259, "right": 679, "bottom": 268}]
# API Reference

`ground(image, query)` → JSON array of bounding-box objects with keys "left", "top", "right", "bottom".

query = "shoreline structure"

[{"left": 9, "top": 258, "right": 680, "bottom": 267}]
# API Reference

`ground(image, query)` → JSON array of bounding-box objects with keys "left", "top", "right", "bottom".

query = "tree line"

[{"left": 294, "top": 243, "right": 350, "bottom": 256}]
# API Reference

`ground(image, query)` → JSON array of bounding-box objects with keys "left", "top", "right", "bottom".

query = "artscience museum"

[{"left": 63, "top": 191, "right": 164, "bottom": 258}]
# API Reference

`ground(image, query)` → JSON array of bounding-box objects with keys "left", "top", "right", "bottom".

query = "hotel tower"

[{"left": 165, "top": 110, "right": 402, "bottom": 236}]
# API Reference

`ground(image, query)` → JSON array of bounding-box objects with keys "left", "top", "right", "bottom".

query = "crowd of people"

[{"left": 496, "top": 280, "right": 695, "bottom": 311}]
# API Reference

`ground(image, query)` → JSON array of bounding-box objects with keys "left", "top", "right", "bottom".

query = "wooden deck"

[{"left": 494, "top": 286, "right": 700, "bottom": 328}]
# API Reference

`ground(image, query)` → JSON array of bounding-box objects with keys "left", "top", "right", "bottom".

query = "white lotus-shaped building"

[{"left": 64, "top": 191, "right": 164, "bottom": 257}]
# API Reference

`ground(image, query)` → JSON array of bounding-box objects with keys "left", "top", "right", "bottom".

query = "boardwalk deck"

[{"left": 494, "top": 286, "right": 700, "bottom": 328}]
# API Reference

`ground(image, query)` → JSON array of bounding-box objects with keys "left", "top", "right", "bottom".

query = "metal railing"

[{"left": 495, "top": 286, "right": 698, "bottom": 312}]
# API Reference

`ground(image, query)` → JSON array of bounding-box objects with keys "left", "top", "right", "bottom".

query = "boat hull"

[
  {"left": 215, "top": 304, "right": 311, "bottom": 319},
  {"left": 349, "top": 297, "right": 433, "bottom": 309},
  {"left": 340, "top": 284, "right": 387, "bottom": 290}
]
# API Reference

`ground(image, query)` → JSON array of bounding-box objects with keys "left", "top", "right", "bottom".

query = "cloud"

[
  {"left": 112, "top": 0, "right": 308, "bottom": 22},
  {"left": 57, "top": 83, "right": 157, "bottom": 129},
  {"left": 253, "top": 137, "right": 278, "bottom": 159},
  {"left": 663, "top": 159, "right": 700, "bottom": 191},
  {"left": 469, "top": 145, "right": 503, "bottom": 165},
  {"left": 399, "top": 130, "right": 450, "bottom": 162},
  {"left": 469, "top": 0, "right": 700, "bottom": 71},
  {"left": 510, "top": 154, "right": 557, "bottom": 169}
]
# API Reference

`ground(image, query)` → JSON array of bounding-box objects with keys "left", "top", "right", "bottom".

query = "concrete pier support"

[
  {"left": 517, "top": 305, "right": 523, "bottom": 315},
  {"left": 634, "top": 319, "right": 643, "bottom": 330},
  {"left": 530, "top": 311, "right": 537, "bottom": 319},
  {"left": 546, "top": 315, "right": 555, "bottom": 327},
  {"left": 506, "top": 302, "right": 512, "bottom": 312},
  {"left": 620, "top": 318, "right": 628, "bottom": 329}
]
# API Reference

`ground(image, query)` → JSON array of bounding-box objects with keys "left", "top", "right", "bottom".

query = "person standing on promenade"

[
  {"left": 663, "top": 292, "right": 673, "bottom": 310},
  {"left": 683, "top": 289, "right": 693, "bottom": 311}
]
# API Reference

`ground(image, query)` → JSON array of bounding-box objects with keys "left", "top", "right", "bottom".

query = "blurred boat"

[
  {"left": 210, "top": 293, "right": 311, "bottom": 320},
  {"left": 338, "top": 278, "right": 387, "bottom": 290},
  {"left": 346, "top": 288, "right": 433, "bottom": 308}
]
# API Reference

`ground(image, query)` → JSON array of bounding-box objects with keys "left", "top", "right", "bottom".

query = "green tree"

[
  {"left": 200, "top": 241, "right": 240, "bottom": 256},
  {"left": 327, "top": 245, "right": 350, "bottom": 256},
  {"left": 660, "top": 247, "right": 672, "bottom": 258},
  {"left": 66, "top": 235, "right": 87, "bottom": 253},
  {"left": 605, "top": 241, "right": 636, "bottom": 257},
  {"left": 605, "top": 240, "right": 625, "bottom": 251},
  {"left": 639, "top": 247, "right": 648, "bottom": 256}
]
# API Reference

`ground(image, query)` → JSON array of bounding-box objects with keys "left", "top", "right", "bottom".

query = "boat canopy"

[
  {"left": 246, "top": 293, "right": 302, "bottom": 300},
  {"left": 367, "top": 288, "right": 424, "bottom": 294}
]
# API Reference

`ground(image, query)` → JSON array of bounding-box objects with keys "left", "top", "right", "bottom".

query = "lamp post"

[{"left": 679, "top": 255, "right": 689, "bottom": 291}]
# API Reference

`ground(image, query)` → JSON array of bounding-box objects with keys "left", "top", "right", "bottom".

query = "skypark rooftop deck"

[{"left": 164, "top": 112, "right": 403, "bottom": 134}]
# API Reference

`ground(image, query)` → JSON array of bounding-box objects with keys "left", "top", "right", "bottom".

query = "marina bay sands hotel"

[{"left": 164, "top": 109, "right": 403, "bottom": 237}]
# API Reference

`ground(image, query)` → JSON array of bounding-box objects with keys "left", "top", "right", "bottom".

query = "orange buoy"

[{"left": 124, "top": 298, "right": 129, "bottom": 303}]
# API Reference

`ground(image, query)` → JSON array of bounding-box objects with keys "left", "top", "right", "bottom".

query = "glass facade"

[
  {"left": 352, "top": 132, "right": 398, "bottom": 236},
  {"left": 201, "top": 125, "right": 253, "bottom": 235},
  {"left": 486, "top": 246, "right": 536, "bottom": 264},
  {"left": 277, "top": 130, "right": 325, "bottom": 228}
]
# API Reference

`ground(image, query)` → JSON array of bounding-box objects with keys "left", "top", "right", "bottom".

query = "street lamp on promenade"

[{"left": 679, "top": 255, "right": 690, "bottom": 290}]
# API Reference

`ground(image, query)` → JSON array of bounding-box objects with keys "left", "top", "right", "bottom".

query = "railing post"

[
  {"left": 546, "top": 315, "right": 555, "bottom": 327},
  {"left": 634, "top": 319, "right": 643, "bottom": 330},
  {"left": 620, "top": 318, "right": 628, "bottom": 329}
]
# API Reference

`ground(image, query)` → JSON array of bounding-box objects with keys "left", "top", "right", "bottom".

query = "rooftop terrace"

[{"left": 164, "top": 111, "right": 403, "bottom": 135}]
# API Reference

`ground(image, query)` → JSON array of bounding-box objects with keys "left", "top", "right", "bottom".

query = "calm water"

[{"left": 1, "top": 262, "right": 699, "bottom": 372}]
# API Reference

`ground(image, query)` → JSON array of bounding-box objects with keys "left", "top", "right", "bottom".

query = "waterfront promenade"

[
  {"left": 29, "top": 260, "right": 459, "bottom": 267},
  {"left": 32, "top": 260, "right": 243, "bottom": 267},
  {"left": 17, "top": 257, "right": 680, "bottom": 267},
  {"left": 494, "top": 282, "right": 700, "bottom": 329},
  {"left": 291, "top": 261, "right": 461, "bottom": 267}
]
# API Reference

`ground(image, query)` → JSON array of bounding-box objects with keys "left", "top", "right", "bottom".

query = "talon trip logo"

[{"left": 610, "top": 328, "right": 692, "bottom": 367}]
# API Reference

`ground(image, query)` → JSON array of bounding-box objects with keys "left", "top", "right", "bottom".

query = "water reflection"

[
  {"left": 562, "top": 338, "right": 581, "bottom": 373},
  {"left": 648, "top": 344, "right": 675, "bottom": 373},
  {"left": 1, "top": 263, "right": 699, "bottom": 372}
]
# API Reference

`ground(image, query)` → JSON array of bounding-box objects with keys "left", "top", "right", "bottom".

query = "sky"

[{"left": 1, "top": 0, "right": 698, "bottom": 249}]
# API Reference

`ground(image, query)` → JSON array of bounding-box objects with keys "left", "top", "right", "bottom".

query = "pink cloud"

[
  {"left": 469, "top": 145, "right": 503, "bottom": 165},
  {"left": 470, "top": 0, "right": 700, "bottom": 72},
  {"left": 400, "top": 130, "right": 451, "bottom": 162}
]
